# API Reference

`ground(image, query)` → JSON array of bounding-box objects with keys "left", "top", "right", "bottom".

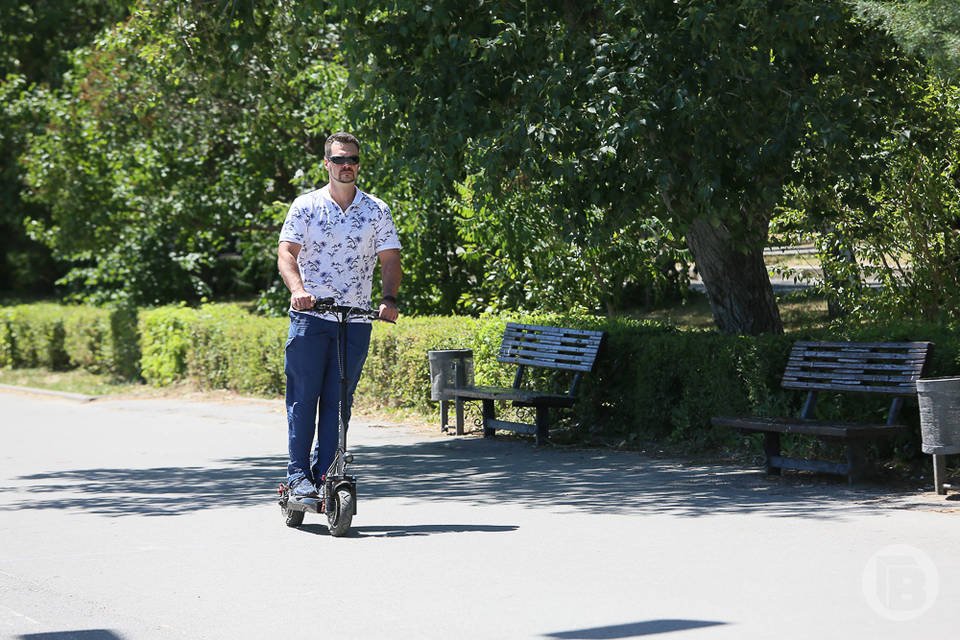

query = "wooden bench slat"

[
  {"left": 500, "top": 356, "right": 594, "bottom": 370},
  {"left": 502, "top": 341, "right": 597, "bottom": 354},
  {"left": 783, "top": 371, "right": 920, "bottom": 384},
  {"left": 501, "top": 351, "right": 594, "bottom": 364},
  {"left": 503, "top": 333, "right": 603, "bottom": 347},
  {"left": 792, "top": 349, "right": 928, "bottom": 361},
  {"left": 501, "top": 337, "right": 602, "bottom": 355},
  {"left": 793, "top": 345, "right": 928, "bottom": 355},
  {"left": 484, "top": 418, "right": 538, "bottom": 435},
  {"left": 781, "top": 380, "right": 918, "bottom": 394},
  {"left": 503, "top": 326, "right": 604, "bottom": 340},
  {"left": 451, "top": 385, "right": 576, "bottom": 407},
  {"left": 785, "top": 367, "right": 921, "bottom": 377},
  {"left": 786, "top": 358, "right": 926, "bottom": 371},
  {"left": 499, "top": 356, "right": 595, "bottom": 372},
  {"left": 501, "top": 341, "right": 601, "bottom": 356},
  {"left": 712, "top": 415, "right": 907, "bottom": 438},
  {"left": 793, "top": 340, "right": 932, "bottom": 349},
  {"left": 505, "top": 323, "right": 605, "bottom": 338},
  {"left": 500, "top": 346, "right": 599, "bottom": 363}
]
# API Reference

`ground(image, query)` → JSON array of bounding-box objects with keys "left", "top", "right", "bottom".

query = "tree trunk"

[{"left": 686, "top": 215, "right": 783, "bottom": 335}]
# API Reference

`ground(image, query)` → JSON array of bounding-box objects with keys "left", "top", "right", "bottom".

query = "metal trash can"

[
  {"left": 916, "top": 376, "right": 960, "bottom": 495},
  {"left": 917, "top": 377, "right": 960, "bottom": 455},
  {"left": 427, "top": 349, "right": 474, "bottom": 401}
]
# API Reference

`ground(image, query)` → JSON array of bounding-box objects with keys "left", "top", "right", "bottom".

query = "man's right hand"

[{"left": 290, "top": 290, "right": 315, "bottom": 311}]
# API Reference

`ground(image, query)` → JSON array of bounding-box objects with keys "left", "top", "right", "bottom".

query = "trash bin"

[
  {"left": 916, "top": 377, "right": 960, "bottom": 455},
  {"left": 427, "top": 349, "right": 474, "bottom": 401}
]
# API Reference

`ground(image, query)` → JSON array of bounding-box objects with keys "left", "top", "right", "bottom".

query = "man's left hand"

[{"left": 378, "top": 301, "right": 399, "bottom": 323}]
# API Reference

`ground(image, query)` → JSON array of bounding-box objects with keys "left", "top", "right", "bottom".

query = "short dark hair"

[{"left": 325, "top": 132, "right": 360, "bottom": 156}]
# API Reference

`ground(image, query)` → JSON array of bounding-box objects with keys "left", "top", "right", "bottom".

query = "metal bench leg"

[
  {"left": 482, "top": 399, "right": 496, "bottom": 438},
  {"left": 846, "top": 441, "right": 867, "bottom": 485},
  {"left": 764, "top": 432, "right": 781, "bottom": 475},
  {"left": 535, "top": 405, "right": 549, "bottom": 447},
  {"left": 455, "top": 398, "right": 465, "bottom": 436},
  {"left": 933, "top": 454, "right": 947, "bottom": 495},
  {"left": 440, "top": 399, "right": 449, "bottom": 432}
]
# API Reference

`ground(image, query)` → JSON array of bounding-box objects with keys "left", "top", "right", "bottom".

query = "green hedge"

[
  {"left": 0, "top": 303, "right": 139, "bottom": 378},
  {"left": 139, "top": 304, "right": 286, "bottom": 395},
  {"left": 4, "top": 302, "right": 960, "bottom": 459}
]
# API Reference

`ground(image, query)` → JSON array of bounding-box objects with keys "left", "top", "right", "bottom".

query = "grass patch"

[
  {"left": 0, "top": 367, "right": 149, "bottom": 397},
  {"left": 633, "top": 290, "right": 830, "bottom": 332}
]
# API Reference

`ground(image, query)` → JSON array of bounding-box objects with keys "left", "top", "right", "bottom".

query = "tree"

[
  {"left": 17, "top": 0, "right": 489, "bottom": 312},
  {"left": 328, "top": 0, "right": 915, "bottom": 334},
  {"left": 778, "top": 77, "right": 960, "bottom": 320},
  {"left": 20, "top": 0, "right": 346, "bottom": 304},
  {"left": 852, "top": 0, "right": 960, "bottom": 79},
  {"left": 0, "top": 0, "right": 131, "bottom": 296}
]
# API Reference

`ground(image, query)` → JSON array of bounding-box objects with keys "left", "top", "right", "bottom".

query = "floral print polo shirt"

[{"left": 279, "top": 184, "right": 401, "bottom": 322}]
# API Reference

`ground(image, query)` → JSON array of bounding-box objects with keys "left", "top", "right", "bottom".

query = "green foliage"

[
  {"left": 185, "top": 305, "right": 285, "bottom": 395},
  {"left": 0, "top": 1, "right": 132, "bottom": 296},
  {"left": 19, "top": 1, "right": 346, "bottom": 305},
  {"left": 852, "top": 0, "right": 960, "bottom": 80},
  {"left": 139, "top": 306, "right": 207, "bottom": 386},
  {"left": 0, "top": 0, "right": 132, "bottom": 83},
  {"left": 451, "top": 179, "right": 690, "bottom": 315},
  {"left": 0, "top": 304, "right": 69, "bottom": 370},
  {"left": 327, "top": 0, "right": 916, "bottom": 331},
  {"left": 778, "top": 79, "right": 960, "bottom": 321},
  {"left": 139, "top": 304, "right": 285, "bottom": 394},
  {"left": 0, "top": 303, "right": 137, "bottom": 375}
]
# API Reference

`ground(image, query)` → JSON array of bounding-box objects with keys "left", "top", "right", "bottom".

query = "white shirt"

[{"left": 279, "top": 185, "right": 401, "bottom": 322}]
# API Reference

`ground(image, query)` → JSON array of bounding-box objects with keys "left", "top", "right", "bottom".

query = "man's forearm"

[
  {"left": 379, "top": 250, "right": 401, "bottom": 299},
  {"left": 279, "top": 242, "right": 315, "bottom": 311},
  {"left": 278, "top": 244, "right": 305, "bottom": 294}
]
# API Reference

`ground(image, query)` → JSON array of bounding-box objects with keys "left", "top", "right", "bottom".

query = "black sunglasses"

[{"left": 327, "top": 155, "right": 360, "bottom": 166}]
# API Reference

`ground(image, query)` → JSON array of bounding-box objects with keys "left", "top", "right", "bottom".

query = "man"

[{"left": 277, "top": 132, "right": 401, "bottom": 499}]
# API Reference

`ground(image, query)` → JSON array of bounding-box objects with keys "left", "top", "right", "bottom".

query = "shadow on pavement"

[
  {"left": 295, "top": 523, "right": 520, "bottom": 537},
  {"left": 1, "top": 431, "right": 910, "bottom": 518},
  {"left": 18, "top": 631, "right": 125, "bottom": 640},
  {"left": 542, "top": 619, "right": 727, "bottom": 638}
]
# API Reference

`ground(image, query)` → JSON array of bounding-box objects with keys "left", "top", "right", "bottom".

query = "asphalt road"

[{"left": 0, "top": 389, "right": 957, "bottom": 640}]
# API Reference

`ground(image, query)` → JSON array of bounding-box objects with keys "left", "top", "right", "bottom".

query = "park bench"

[
  {"left": 712, "top": 340, "right": 932, "bottom": 484},
  {"left": 446, "top": 323, "right": 605, "bottom": 445}
]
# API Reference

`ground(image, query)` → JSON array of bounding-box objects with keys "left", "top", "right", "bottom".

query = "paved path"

[{"left": 0, "top": 389, "right": 957, "bottom": 639}]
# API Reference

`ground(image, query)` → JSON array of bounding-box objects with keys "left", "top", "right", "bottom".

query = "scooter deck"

[
  {"left": 278, "top": 484, "right": 324, "bottom": 513},
  {"left": 286, "top": 496, "right": 322, "bottom": 513}
]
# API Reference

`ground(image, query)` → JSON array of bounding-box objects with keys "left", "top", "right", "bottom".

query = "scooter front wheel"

[{"left": 326, "top": 488, "right": 354, "bottom": 537}]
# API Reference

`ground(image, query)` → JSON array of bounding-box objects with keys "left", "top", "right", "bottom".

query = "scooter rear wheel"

[{"left": 326, "top": 488, "right": 354, "bottom": 537}]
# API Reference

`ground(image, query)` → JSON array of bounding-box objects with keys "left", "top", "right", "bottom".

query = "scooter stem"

[{"left": 337, "top": 308, "right": 349, "bottom": 466}]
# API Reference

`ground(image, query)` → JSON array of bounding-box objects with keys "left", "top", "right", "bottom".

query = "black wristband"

[{"left": 381, "top": 295, "right": 398, "bottom": 305}]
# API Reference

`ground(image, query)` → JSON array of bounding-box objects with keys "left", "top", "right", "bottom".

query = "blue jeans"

[{"left": 284, "top": 312, "right": 372, "bottom": 484}]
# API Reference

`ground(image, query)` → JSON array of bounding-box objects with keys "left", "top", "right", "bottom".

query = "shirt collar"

[{"left": 320, "top": 184, "right": 364, "bottom": 211}]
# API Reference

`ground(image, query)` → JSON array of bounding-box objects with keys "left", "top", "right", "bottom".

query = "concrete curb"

[{"left": 0, "top": 383, "right": 99, "bottom": 403}]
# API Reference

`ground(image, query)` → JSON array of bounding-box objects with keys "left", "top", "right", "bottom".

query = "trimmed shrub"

[
  {"left": 139, "top": 304, "right": 286, "bottom": 394},
  {"left": 139, "top": 305, "right": 207, "bottom": 386},
  {"left": 0, "top": 303, "right": 140, "bottom": 377},
  {"left": 0, "top": 304, "right": 69, "bottom": 370},
  {"left": 5, "top": 301, "right": 960, "bottom": 462}
]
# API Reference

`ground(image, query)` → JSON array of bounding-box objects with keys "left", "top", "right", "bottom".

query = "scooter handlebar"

[{"left": 310, "top": 298, "right": 395, "bottom": 323}]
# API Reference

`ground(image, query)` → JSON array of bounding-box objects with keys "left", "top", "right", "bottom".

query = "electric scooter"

[{"left": 277, "top": 297, "right": 392, "bottom": 536}]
